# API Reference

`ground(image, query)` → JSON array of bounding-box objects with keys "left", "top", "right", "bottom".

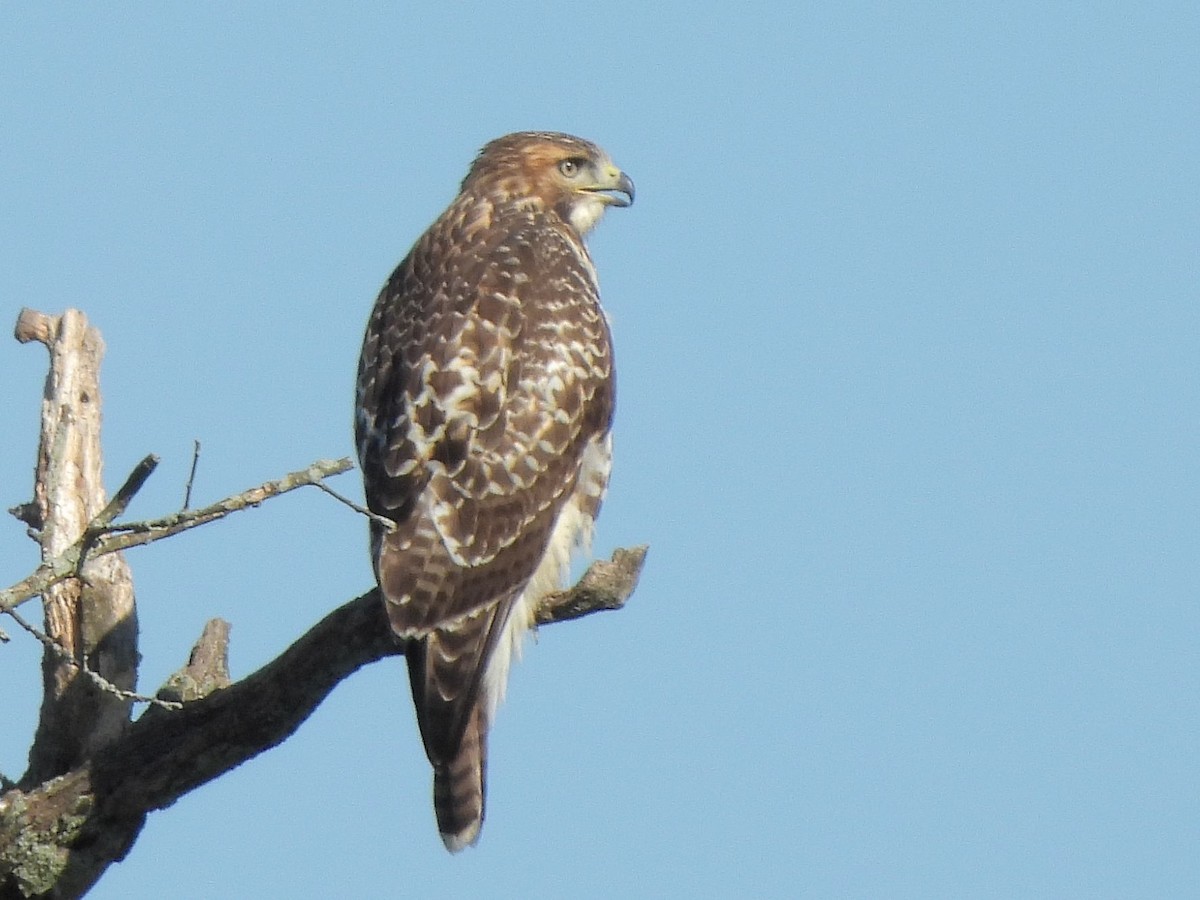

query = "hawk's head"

[{"left": 462, "top": 131, "right": 635, "bottom": 236}]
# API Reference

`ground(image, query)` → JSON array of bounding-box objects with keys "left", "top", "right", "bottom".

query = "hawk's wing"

[{"left": 356, "top": 207, "right": 614, "bottom": 763}]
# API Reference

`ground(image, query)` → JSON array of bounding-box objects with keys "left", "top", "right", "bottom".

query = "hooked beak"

[
  {"left": 586, "top": 166, "right": 635, "bottom": 207},
  {"left": 607, "top": 171, "right": 635, "bottom": 207}
]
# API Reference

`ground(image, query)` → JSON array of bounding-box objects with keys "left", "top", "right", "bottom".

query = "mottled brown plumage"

[{"left": 355, "top": 132, "right": 633, "bottom": 851}]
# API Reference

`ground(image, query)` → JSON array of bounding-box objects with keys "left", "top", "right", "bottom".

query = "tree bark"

[{"left": 13, "top": 309, "right": 138, "bottom": 789}]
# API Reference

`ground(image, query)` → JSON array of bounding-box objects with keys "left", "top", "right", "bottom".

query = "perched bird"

[{"left": 355, "top": 132, "right": 633, "bottom": 851}]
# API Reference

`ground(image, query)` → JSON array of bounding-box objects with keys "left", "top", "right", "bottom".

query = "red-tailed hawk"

[{"left": 355, "top": 132, "right": 633, "bottom": 851}]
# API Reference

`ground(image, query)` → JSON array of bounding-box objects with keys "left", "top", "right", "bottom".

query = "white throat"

[{"left": 567, "top": 194, "right": 608, "bottom": 235}]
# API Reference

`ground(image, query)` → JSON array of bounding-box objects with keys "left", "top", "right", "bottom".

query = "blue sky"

[{"left": 2, "top": 3, "right": 1197, "bottom": 898}]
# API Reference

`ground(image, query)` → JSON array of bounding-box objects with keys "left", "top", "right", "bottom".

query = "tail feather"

[{"left": 434, "top": 703, "right": 488, "bottom": 852}]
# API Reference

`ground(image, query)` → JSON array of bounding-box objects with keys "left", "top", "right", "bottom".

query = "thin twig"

[
  {"left": 3, "top": 604, "right": 181, "bottom": 710},
  {"left": 309, "top": 479, "right": 395, "bottom": 531},
  {"left": 183, "top": 440, "right": 201, "bottom": 509}
]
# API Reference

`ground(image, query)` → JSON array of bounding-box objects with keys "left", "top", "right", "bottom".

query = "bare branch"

[
  {"left": 536, "top": 545, "right": 648, "bottom": 624},
  {"left": 91, "top": 454, "right": 160, "bottom": 531},
  {"left": 182, "top": 440, "right": 201, "bottom": 510},
  {"left": 309, "top": 478, "right": 394, "bottom": 530},
  {"left": 97, "top": 457, "right": 355, "bottom": 542},
  {"left": 0, "top": 547, "right": 646, "bottom": 897},
  {"left": 1, "top": 458, "right": 355, "bottom": 615}
]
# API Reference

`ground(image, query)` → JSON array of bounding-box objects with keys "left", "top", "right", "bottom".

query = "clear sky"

[{"left": 1, "top": 4, "right": 1197, "bottom": 898}]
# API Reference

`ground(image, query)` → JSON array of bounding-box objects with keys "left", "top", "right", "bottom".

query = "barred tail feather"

[{"left": 434, "top": 703, "right": 488, "bottom": 852}]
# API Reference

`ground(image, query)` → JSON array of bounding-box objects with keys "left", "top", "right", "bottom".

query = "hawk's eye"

[{"left": 558, "top": 158, "right": 584, "bottom": 178}]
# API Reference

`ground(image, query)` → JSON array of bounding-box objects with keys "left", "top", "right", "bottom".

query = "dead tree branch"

[
  {"left": 0, "top": 308, "right": 648, "bottom": 899},
  {"left": 0, "top": 550, "right": 645, "bottom": 899},
  {"left": 1, "top": 458, "right": 354, "bottom": 616},
  {"left": 11, "top": 309, "right": 139, "bottom": 789}
]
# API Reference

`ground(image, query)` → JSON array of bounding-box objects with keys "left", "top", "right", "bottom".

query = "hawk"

[{"left": 355, "top": 132, "right": 634, "bottom": 851}]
